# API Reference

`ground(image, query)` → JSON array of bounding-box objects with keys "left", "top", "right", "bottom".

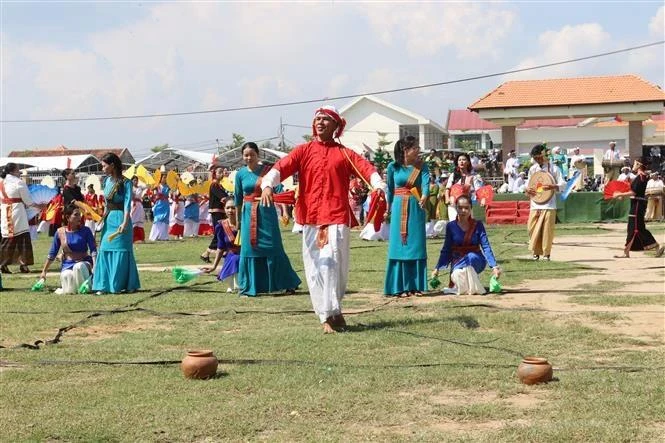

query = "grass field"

[{"left": 1, "top": 222, "right": 663, "bottom": 442}]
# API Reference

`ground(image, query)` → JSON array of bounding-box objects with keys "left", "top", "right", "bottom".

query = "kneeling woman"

[
  {"left": 40, "top": 204, "right": 97, "bottom": 294},
  {"left": 432, "top": 195, "right": 500, "bottom": 295},
  {"left": 201, "top": 198, "right": 240, "bottom": 293}
]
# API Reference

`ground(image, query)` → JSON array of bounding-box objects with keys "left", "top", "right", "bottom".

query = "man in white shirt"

[
  {"left": 525, "top": 144, "right": 566, "bottom": 261},
  {"left": 504, "top": 150, "right": 520, "bottom": 192},
  {"left": 603, "top": 141, "right": 622, "bottom": 182},
  {"left": 617, "top": 167, "right": 635, "bottom": 182},
  {"left": 645, "top": 173, "right": 664, "bottom": 221}
]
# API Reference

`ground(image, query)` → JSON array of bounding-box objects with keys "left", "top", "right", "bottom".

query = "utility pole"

[{"left": 279, "top": 117, "right": 285, "bottom": 150}]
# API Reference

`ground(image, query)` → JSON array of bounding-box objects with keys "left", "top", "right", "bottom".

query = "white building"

[{"left": 339, "top": 95, "right": 447, "bottom": 156}]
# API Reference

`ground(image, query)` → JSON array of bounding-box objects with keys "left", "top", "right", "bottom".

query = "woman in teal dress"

[
  {"left": 384, "top": 136, "right": 430, "bottom": 297},
  {"left": 234, "top": 142, "right": 301, "bottom": 296},
  {"left": 92, "top": 152, "right": 140, "bottom": 294}
]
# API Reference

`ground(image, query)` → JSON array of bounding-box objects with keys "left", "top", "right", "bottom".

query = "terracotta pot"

[
  {"left": 517, "top": 357, "right": 553, "bottom": 385},
  {"left": 181, "top": 350, "right": 218, "bottom": 379}
]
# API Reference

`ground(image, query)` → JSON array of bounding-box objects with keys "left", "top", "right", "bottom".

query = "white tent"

[
  {"left": 136, "top": 148, "right": 216, "bottom": 171},
  {"left": 0, "top": 155, "right": 99, "bottom": 172}
]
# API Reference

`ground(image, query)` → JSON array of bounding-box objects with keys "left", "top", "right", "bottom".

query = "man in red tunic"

[{"left": 261, "top": 105, "right": 386, "bottom": 333}]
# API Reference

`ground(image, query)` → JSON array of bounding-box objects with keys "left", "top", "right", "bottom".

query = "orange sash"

[
  {"left": 398, "top": 164, "right": 422, "bottom": 245},
  {"left": 246, "top": 164, "right": 270, "bottom": 248}
]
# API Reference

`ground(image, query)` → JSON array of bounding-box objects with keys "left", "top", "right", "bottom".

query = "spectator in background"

[
  {"left": 504, "top": 150, "right": 520, "bottom": 192},
  {"left": 513, "top": 172, "right": 527, "bottom": 193},
  {"left": 61, "top": 168, "right": 84, "bottom": 205},
  {"left": 551, "top": 146, "right": 569, "bottom": 179},
  {"left": 570, "top": 147, "right": 587, "bottom": 192}
]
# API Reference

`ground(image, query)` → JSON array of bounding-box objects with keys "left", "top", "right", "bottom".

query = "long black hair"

[
  {"left": 452, "top": 153, "right": 472, "bottom": 184},
  {"left": 393, "top": 136, "right": 418, "bottom": 167},
  {"left": 1, "top": 162, "right": 18, "bottom": 179},
  {"left": 101, "top": 152, "right": 123, "bottom": 178}
]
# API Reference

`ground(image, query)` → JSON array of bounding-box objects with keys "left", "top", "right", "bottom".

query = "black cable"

[
  {"left": 3, "top": 358, "right": 661, "bottom": 374},
  {"left": 3, "top": 41, "right": 662, "bottom": 123}
]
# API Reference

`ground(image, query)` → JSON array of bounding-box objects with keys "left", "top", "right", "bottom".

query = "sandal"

[
  {"left": 613, "top": 254, "right": 630, "bottom": 259},
  {"left": 199, "top": 255, "right": 211, "bottom": 263},
  {"left": 1, "top": 265, "right": 11, "bottom": 274},
  {"left": 398, "top": 292, "right": 412, "bottom": 298},
  {"left": 414, "top": 291, "right": 424, "bottom": 297},
  {"left": 19, "top": 265, "right": 30, "bottom": 274},
  {"left": 655, "top": 246, "right": 665, "bottom": 258}
]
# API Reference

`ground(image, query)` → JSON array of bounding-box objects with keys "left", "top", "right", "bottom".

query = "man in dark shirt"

[
  {"left": 200, "top": 166, "right": 228, "bottom": 262},
  {"left": 61, "top": 168, "right": 84, "bottom": 205}
]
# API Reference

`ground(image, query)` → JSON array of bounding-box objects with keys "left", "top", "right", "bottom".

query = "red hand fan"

[
  {"left": 603, "top": 180, "right": 631, "bottom": 200},
  {"left": 475, "top": 185, "right": 495, "bottom": 207}
]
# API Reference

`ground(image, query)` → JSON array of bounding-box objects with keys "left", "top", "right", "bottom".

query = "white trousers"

[
  {"left": 302, "top": 224, "right": 350, "bottom": 323},
  {"left": 60, "top": 262, "right": 91, "bottom": 295},
  {"left": 149, "top": 221, "right": 169, "bottom": 241},
  {"left": 183, "top": 220, "right": 199, "bottom": 237},
  {"left": 451, "top": 266, "right": 486, "bottom": 295}
]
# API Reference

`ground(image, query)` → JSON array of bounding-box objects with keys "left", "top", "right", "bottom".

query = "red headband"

[{"left": 312, "top": 106, "right": 346, "bottom": 139}]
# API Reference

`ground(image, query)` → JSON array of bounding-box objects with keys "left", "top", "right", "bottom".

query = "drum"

[
  {"left": 602, "top": 159, "right": 623, "bottom": 169},
  {"left": 527, "top": 171, "right": 556, "bottom": 204},
  {"left": 646, "top": 188, "right": 664, "bottom": 197}
]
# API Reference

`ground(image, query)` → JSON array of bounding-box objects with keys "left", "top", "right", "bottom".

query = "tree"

[
  {"left": 377, "top": 132, "right": 392, "bottom": 151},
  {"left": 151, "top": 143, "right": 169, "bottom": 153},
  {"left": 222, "top": 133, "right": 246, "bottom": 152},
  {"left": 455, "top": 139, "right": 477, "bottom": 153},
  {"left": 302, "top": 134, "right": 314, "bottom": 143}
]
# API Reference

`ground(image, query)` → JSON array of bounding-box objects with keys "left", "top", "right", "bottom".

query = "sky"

[{"left": 1, "top": 1, "right": 664, "bottom": 160}]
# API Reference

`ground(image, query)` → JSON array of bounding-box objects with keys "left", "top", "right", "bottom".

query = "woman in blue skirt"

[
  {"left": 201, "top": 198, "right": 240, "bottom": 293},
  {"left": 384, "top": 136, "right": 430, "bottom": 297},
  {"left": 234, "top": 142, "right": 300, "bottom": 296},
  {"left": 92, "top": 152, "right": 140, "bottom": 294}
]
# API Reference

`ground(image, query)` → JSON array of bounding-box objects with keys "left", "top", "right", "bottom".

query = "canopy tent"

[
  {"left": 1, "top": 155, "right": 101, "bottom": 173},
  {"left": 215, "top": 147, "right": 287, "bottom": 170},
  {"left": 0, "top": 157, "right": 36, "bottom": 170},
  {"left": 136, "top": 148, "right": 215, "bottom": 172}
]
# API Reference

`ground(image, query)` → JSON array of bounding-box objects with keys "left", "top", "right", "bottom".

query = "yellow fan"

[
  {"left": 166, "top": 170, "right": 179, "bottom": 190},
  {"left": 136, "top": 165, "right": 154, "bottom": 186},
  {"left": 198, "top": 180, "right": 211, "bottom": 195},
  {"left": 73, "top": 201, "right": 102, "bottom": 222},
  {"left": 410, "top": 187, "right": 421, "bottom": 200},
  {"left": 123, "top": 165, "right": 137, "bottom": 180},
  {"left": 152, "top": 169, "right": 162, "bottom": 187},
  {"left": 222, "top": 170, "right": 236, "bottom": 193},
  {"left": 177, "top": 180, "right": 194, "bottom": 196}
]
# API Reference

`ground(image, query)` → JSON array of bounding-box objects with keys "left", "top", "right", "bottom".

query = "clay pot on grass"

[
  {"left": 517, "top": 357, "right": 553, "bottom": 385},
  {"left": 181, "top": 350, "right": 218, "bottom": 379}
]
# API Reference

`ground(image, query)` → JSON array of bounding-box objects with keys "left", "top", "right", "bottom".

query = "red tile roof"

[
  {"left": 468, "top": 74, "right": 665, "bottom": 110},
  {"left": 448, "top": 110, "right": 665, "bottom": 132}
]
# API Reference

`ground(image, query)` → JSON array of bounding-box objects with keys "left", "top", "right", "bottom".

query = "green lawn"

[{"left": 1, "top": 223, "right": 663, "bottom": 442}]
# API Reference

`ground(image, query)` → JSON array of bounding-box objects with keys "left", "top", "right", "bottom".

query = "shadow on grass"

[{"left": 346, "top": 314, "right": 480, "bottom": 332}]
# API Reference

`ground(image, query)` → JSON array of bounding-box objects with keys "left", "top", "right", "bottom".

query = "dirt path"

[{"left": 450, "top": 224, "right": 664, "bottom": 342}]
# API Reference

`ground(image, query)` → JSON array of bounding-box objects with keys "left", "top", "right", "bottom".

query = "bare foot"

[
  {"left": 332, "top": 314, "right": 347, "bottom": 331},
  {"left": 322, "top": 320, "right": 336, "bottom": 334}
]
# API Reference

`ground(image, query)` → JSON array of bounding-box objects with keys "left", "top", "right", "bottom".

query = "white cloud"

[
  {"left": 504, "top": 23, "right": 611, "bottom": 80},
  {"left": 649, "top": 6, "right": 664, "bottom": 36},
  {"left": 358, "top": 3, "right": 516, "bottom": 58}
]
